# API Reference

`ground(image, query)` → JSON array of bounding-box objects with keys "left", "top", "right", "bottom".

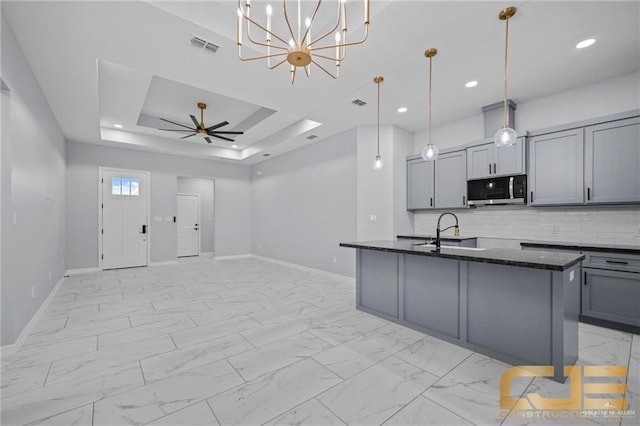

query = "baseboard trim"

[
  {"left": 149, "top": 260, "right": 179, "bottom": 267},
  {"left": 1, "top": 275, "right": 66, "bottom": 359},
  {"left": 214, "top": 254, "right": 252, "bottom": 260},
  {"left": 251, "top": 255, "right": 354, "bottom": 281},
  {"left": 65, "top": 267, "right": 100, "bottom": 276}
]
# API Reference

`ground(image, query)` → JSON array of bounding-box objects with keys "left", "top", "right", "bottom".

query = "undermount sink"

[{"left": 418, "top": 244, "right": 487, "bottom": 251}]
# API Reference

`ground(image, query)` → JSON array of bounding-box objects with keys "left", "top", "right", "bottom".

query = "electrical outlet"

[
  {"left": 369, "top": 214, "right": 377, "bottom": 222},
  {"left": 635, "top": 228, "right": 640, "bottom": 237},
  {"left": 332, "top": 256, "right": 337, "bottom": 264},
  {"left": 552, "top": 225, "right": 560, "bottom": 235},
  {"left": 48, "top": 271, "right": 52, "bottom": 280}
]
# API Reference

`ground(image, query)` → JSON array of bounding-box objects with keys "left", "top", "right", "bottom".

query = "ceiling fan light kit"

[
  {"left": 236, "top": 0, "right": 370, "bottom": 84},
  {"left": 158, "top": 103, "right": 244, "bottom": 144}
]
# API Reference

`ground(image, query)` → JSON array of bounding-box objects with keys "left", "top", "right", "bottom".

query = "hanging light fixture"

[
  {"left": 421, "top": 48, "right": 439, "bottom": 162},
  {"left": 373, "top": 76, "right": 384, "bottom": 170},
  {"left": 237, "top": 0, "right": 370, "bottom": 84},
  {"left": 494, "top": 6, "right": 518, "bottom": 147}
]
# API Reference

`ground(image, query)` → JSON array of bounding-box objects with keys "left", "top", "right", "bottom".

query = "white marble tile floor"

[{"left": 1, "top": 257, "right": 637, "bottom": 425}]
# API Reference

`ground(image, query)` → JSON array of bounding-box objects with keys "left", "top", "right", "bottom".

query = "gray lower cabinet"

[
  {"left": 407, "top": 158, "right": 434, "bottom": 210},
  {"left": 529, "top": 128, "right": 584, "bottom": 205},
  {"left": 467, "top": 262, "right": 552, "bottom": 364},
  {"left": 404, "top": 255, "right": 459, "bottom": 338},
  {"left": 585, "top": 116, "right": 640, "bottom": 204},
  {"left": 435, "top": 150, "right": 467, "bottom": 209},
  {"left": 582, "top": 269, "right": 640, "bottom": 327},
  {"left": 358, "top": 250, "right": 399, "bottom": 318}
]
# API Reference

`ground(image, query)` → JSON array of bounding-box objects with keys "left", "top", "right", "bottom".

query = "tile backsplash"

[{"left": 414, "top": 205, "right": 640, "bottom": 247}]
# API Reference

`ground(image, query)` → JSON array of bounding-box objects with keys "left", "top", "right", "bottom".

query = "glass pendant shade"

[
  {"left": 373, "top": 155, "right": 384, "bottom": 170},
  {"left": 421, "top": 143, "right": 439, "bottom": 161},
  {"left": 494, "top": 127, "right": 517, "bottom": 147}
]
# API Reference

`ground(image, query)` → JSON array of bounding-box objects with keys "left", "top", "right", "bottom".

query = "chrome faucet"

[{"left": 435, "top": 212, "right": 460, "bottom": 250}]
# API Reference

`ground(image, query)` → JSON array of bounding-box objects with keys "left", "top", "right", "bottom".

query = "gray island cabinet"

[{"left": 339, "top": 240, "right": 585, "bottom": 383}]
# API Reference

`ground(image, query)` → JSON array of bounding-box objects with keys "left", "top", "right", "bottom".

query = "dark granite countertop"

[
  {"left": 520, "top": 240, "right": 640, "bottom": 255},
  {"left": 340, "top": 240, "right": 585, "bottom": 271},
  {"left": 397, "top": 234, "right": 477, "bottom": 241}
]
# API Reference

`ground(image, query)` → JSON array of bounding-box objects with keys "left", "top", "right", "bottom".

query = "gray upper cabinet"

[
  {"left": 529, "top": 128, "right": 585, "bottom": 206},
  {"left": 584, "top": 117, "right": 640, "bottom": 204},
  {"left": 435, "top": 150, "right": 467, "bottom": 209},
  {"left": 466, "top": 138, "right": 525, "bottom": 180},
  {"left": 407, "top": 158, "right": 434, "bottom": 210}
]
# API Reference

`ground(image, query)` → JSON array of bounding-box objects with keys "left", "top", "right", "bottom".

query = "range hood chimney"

[{"left": 482, "top": 99, "right": 516, "bottom": 139}]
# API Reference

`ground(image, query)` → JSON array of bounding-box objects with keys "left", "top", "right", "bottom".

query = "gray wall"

[
  {"left": 66, "top": 142, "right": 251, "bottom": 269},
  {"left": 177, "top": 177, "right": 215, "bottom": 254},
  {"left": 1, "top": 16, "right": 67, "bottom": 345},
  {"left": 251, "top": 129, "right": 357, "bottom": 276}
]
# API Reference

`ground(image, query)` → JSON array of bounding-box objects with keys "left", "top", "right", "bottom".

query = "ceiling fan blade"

[
  {"left": 206, "top": 121, "right": 229, "bottom": 131},
  {"left": 159, "top": 117, "right": 194, "bottom": 130},
  {"left": 209, "top": 130, "right": 244, "bottom": 135},
  {"left": 190, "top": 114, "right": 201, "bottom": 129},
  {"left": 205, "top": 137, "right": 213, "bottom": 144},
  {"left": 158, "top": 129, "right": 194, "bottom": 132},
  {"left": 180, "top": 133, "right": 197, "bottom": 139},
  {"left": 210, "top": 134, "right": 235, "bottom": 142}
]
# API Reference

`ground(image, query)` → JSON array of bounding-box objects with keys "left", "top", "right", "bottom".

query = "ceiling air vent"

[
  {"left": 306, "top": 135, "right": 318, "bottom": 140},
  {"left": 352, "top": 99, "right": 367, "bottom": 106},
  {"left": 190, "top": 35, "right": 219, "bottom": 54}
]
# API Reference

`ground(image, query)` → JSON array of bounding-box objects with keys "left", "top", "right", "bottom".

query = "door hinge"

[{"left": 101, "top": 254, "right": 104, "bottom": 260}]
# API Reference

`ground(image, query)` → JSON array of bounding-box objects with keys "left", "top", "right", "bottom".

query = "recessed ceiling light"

[
  {"left": 576, "top": 38, "right": 596, "bottom": 49},
  {"left": 397, "top": 107, "right": 408, "bottom": 113},
  {"left": 114, "top": 123, "right": 123, "bottom": 128},
  {"left": 465, "top": 81, "right": 478, "bottom": 88},
  {"left": 232, "top": 145, "right": 238, "bottom": 148}
]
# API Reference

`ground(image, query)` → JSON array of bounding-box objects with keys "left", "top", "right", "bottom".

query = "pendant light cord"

[
  {"left": 428, "top": 55, "right": 433, "bottom": 145},
  {"left": 503, "top": 15, "right": 510, "bottom": 129},
  {"left": 376, "top": 78, "right": 380, "bottom": 157}
]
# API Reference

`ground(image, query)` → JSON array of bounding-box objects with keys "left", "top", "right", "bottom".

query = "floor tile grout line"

[
  {"left": 42, "top": 361, "right": 54, "bottom": 387},
  {"left": 224, "top": 357, "right": 248, "bottom": 383},
  {"left": 422, "top": 393, "right": 479, "bottom": 426},
  {"left": 205, "top": 398, "right": 223, "bottom": 426},
  {"left": 139, "top": 360, "right": 147, "bottom": 385},
  {"left": 313, "top": 397, "right": 349, "bottom": 426}
]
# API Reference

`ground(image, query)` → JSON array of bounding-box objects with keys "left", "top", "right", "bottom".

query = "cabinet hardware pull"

[
  {"left": 530, "top": 191, "right": 534, "bottom": 203},
  {"left": 463, "top": 196, "right": 466, "bottom": 206},
  {"left": 141, "top": 224, "right": 147, "bottom": 234},
  {"left": 584, "top": 272, "right": 587, "bottom": 286},
  {"left": 605, "top": 260, "right": 629, "bottom": 265},
  {"left": 430, "top": 198, "right": 433, "bottom": 207},
  {"left": 587, "top": 187, "right": 591, "bottom": 201},
  {"left": 493, "top": 163, "right": 497, "bottom": 174},
  {"left": 489, "top": 164, "right": 492, "bottom": 175}
]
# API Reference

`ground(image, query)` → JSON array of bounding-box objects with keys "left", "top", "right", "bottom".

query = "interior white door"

[
  {"left": 177, "top": 194, "right": 199, "bottom": 257},
  {"left": 102, "top": 169, "right": 149, "bottom": 270}
]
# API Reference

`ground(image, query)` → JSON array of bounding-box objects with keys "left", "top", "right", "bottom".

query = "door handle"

[{"left": 141, "top": 224, "right": 147, "bottom": 234}]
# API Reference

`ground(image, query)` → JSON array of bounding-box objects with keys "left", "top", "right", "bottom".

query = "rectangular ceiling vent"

[
  {"left": 190, "top": 35, "right": 219, "bottom": 54},
  {"left": 352, "top": 99, "right": 367, "bottom": 106},
  {"left": 306, "top": 135, "right": 318, "bottom": 140}
]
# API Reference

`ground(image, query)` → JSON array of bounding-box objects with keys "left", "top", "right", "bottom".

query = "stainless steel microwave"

[{"left": 467, "top": 175, "right": 527, "bottom": 206}]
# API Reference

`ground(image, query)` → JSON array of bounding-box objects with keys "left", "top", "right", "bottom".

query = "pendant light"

[
  {"left": 494, "top": 6, "right": 518, "bottom": 147},
  {"left": 421, "top": 48, "right": 438, "bottom": 161},
  {"left": 373, "top": 76, "right": 384, "bottom": 170}
]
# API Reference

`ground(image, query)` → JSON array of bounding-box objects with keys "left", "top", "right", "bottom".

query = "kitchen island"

[{"left": 339, "top": 240, "right": 585, "bottom": 382}]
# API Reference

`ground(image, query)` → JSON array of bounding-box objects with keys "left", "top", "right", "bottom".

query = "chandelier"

[{"left": 236, "top": 0, "right": 371, "bottom": 84}]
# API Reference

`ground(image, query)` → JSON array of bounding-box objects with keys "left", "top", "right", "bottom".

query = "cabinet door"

[
  {"left": 435, "top": 150, "right": 467, "bottom": 209},
  {"left": 495, "top": 137, "right": 525, "bottom": 176},
  {"left": 407, "top": 159, "right": 434, "bottom": 210},
  {"left": 585, "top": 117, "right": 640, "bottom": 204},
  {"left": 466, "top": 143, "right": 493, "bottom": 179},
  {"left": 582, "top": 269, "right": 640, "bottom": 327},
  {"left": 529, "top": 129, "right": 584, "bottom": 205}
]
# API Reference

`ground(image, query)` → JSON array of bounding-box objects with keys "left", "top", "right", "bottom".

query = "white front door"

[
  {"left": 101, "top": 169, "right": 149, "bottom": 270},
  {"left": 177, "top": 194, "right": 199, "bottom": 257}
]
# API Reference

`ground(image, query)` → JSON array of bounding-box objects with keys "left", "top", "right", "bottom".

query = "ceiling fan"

[{"left": 159, "top": 102, "right": 243, "bottom": 143}]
